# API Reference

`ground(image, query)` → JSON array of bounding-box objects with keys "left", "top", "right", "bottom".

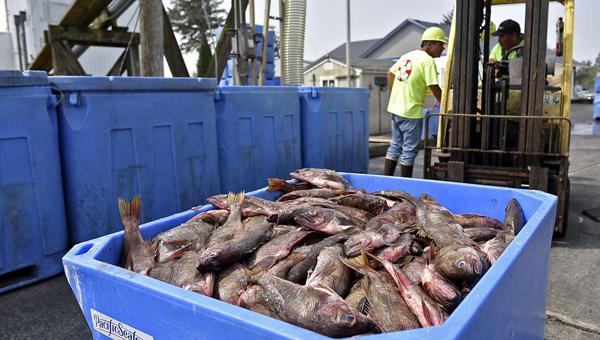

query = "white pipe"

[
  {"left": 281, "top": 0, "right": 307, "bottom": 86},
  {"left": 73, "top": 0, "right": 137, "bottom": 57}
]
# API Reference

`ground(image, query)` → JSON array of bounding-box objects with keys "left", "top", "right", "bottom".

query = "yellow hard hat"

[
  {"left": 481, "top": 21, "right": 497, "bottom": 41},
  {"left": 422, "top": 27, "right": 448, "bottom": 44}
]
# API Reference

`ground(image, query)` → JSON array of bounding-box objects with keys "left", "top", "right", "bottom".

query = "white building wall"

[
  {"left": 0, "top": 32, "right": 17, "bottom": 69},
  {"left": 362, "top": 72, "right": 391, "bottom": 135}
]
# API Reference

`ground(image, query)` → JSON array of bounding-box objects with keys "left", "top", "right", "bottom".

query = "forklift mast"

[{"left": 424, "top": 0, "right": 574, "bottom": 237}]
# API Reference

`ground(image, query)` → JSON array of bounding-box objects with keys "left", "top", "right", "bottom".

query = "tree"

[
  {"left": 197, "top": 41, "right": 212, "bottom": 76},
  {"left": 168, "top": 0, "right": 226, "bottom": 53},
  {"left": 440, "top": 10, "right": 453, "bottom": 25},
  {"left": 575, "top": 52, "right": 600, "bottom": 90}
]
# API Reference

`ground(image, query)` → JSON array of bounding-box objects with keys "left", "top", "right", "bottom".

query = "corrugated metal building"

[{"left": 2, "top": 0, "right": 138, "bottom": 75}]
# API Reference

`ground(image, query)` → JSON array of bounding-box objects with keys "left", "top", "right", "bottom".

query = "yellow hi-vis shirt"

[
  {"left": 489, "top": 37, "right": 524, "bottom": 61},
  {"left": 388, "top": 50, "right": 439, "bottom": 119}
]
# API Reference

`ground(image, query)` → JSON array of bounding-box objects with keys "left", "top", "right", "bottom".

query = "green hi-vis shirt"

[
  {"left": 489, "top": 37, "right": 524, "bottom": 61},
  {"left": 388, "top": 50, "right": 439, "bottom": 119}
]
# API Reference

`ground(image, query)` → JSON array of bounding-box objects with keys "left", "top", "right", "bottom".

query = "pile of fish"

[{"left": 118, "top": 168, "right": 525, "bottom": 338}]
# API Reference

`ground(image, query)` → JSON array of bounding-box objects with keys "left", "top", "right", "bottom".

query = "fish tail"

[
  {"left": 339, "top": 249, "right": 372, "bottom": 274},
  {"left": 243, "top": 265, "right": 264, "bottom": 282},
  {"left": 118, "top": 195, "right": 141, "bottom": 232},
  {"left": 228, "top": 191, "right": 245, "bottom": 208},
  {"left": 267, "top": 178, "right": 287, "bottom": 192}
]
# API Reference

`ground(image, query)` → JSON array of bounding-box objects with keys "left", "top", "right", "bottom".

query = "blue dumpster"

[
  {"left": 213, "top": 86, "right": 302, "bottom": 193},
  {"left": 63, "top": 173, "right": 557, "bottom": 339},
  {"left": 594, "top": 94, "right": 600, "bottom": 120},
  {"left": 50, "top": 76, "right": 220, "bottom": 244},
  {"left": 423, "top": 108, "right": 440, "bottom": 139},
  {"left": 298, "top": 87, "right": 369, "bottom": 173},
  {"left": 0, "top": 71, "right": 68, "bottom": 293}
]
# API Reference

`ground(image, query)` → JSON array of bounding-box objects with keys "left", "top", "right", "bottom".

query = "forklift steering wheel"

[{"left": 502, "top": 45, "right": 524, "bottom": 61}]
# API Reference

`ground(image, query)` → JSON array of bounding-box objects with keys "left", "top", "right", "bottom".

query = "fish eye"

[
  {"left": 284, "top": 209, "right": 292, "bottom": 214},
  {"left": 309, "top": 210, "right": 318, "bottom": 217},
  {"left": 342, "top": 315, "right": 356, "bottom": 327},
  {"left": 458, "top": 261, "right": 466, "bottom": 268},
  {"left": 208, "top": 252, "right": 219, "bottom": 258}
]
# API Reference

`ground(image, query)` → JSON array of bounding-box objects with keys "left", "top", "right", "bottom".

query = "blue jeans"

[{"left": 385, "top": 114, "right": 423, "bottom": 165}]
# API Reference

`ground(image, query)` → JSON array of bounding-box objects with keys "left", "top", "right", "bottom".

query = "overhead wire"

[{"left": 118, "top": 3, "right": 141, "bottom": 75}]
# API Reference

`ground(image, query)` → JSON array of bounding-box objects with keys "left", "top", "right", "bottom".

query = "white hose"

[{"left": 281, "top": 0, "right": 307, "bottom": 86}]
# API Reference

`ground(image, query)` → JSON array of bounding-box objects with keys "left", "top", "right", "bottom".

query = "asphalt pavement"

[{"left": 0, "top": 103, "right": 598, "bottom": 340}]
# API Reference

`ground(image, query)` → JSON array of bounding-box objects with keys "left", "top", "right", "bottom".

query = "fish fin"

[
  {"left": 466, "top": 235, "right": 479, "bottom": 247},
  {"left": 363, "top": 249, "right": 384, "bottom": 266},
  {"left": 267, "top": 178, "right": 286, "bottom": 192},
  {"left": 341, "top": 225, "right": 360, "bottom": 234},
  {"left": 173, "top": 244, "right": 192, "bottom": 257},
  {"left": 243, "top": 265, "right": 264, "bottom": 282},
  {"left": 317, "top": 261, "right": 339, "bottom": 280},
  {"left": 396, "top": 255, "right": 413, "bottom": 267},
  {"left": 361, "top": 276, "right": 371, "bottom": 295},
  {"left": 359, "top": 188, "right": 368, "bottom": 194},
  {"left": 422, "top": 298, "right": 434, "bottom": 327},
  {"left": 118, "top": 195, "right": 142, "bottom": 230},
  {"left": 428, "top": 243, "right": 437, "bottom": 263},
  {"left": 373, "top": 221, "right": 385, "bottom": 234},
  {"left": 339, "top": 250, "right": 371, "bottom": 274},
  {"left": 161, "top": 238, "right": 189, "bottom": 246},
  {"left": 333, "top": 190, "right": 358, "bottom": 195},
  {"left": 357, "top": 296, "right": 370, "bottom": 315},
  {"left": 313, "top": 283, "right": 338, "bottom": 296}
]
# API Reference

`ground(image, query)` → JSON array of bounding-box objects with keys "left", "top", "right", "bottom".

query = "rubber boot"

[
  {"left": 400, "top": 164, "right": 413, "bottom": 178},
  {"left": 384, "top": 159, "right": 398, "bottom": 176}
]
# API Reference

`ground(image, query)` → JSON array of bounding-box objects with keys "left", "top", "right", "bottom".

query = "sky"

[
  {"left": 226, "top": 0, "right": 599, "bottom": 64},
  {"left": 1, "top": 0, "right": 598, "bottom": 73}
]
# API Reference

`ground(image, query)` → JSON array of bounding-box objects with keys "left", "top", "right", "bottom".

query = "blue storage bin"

[
  {"left": 50, "top": 76, "right": 221, "bottom": 244},
  {"left": 423, "top": 108, "right": 440, "bottom": 139},
  {"left": 0, "top": 71, "right": 68, "bottom": 293},
  {"left": 594, "top": 77, "right": 600, "bottom": 94},
  {"left": 594, "top": 94, "right": 600, "bottom": 120},
  {"left": 298, "top": 87, "right": 369, "bottom": 173},
  {"left": 213, "top": 86, "right": 302, "bottom": 193},
  {"left": 63, "top": 173, "right": 557, "bottom": 339}
]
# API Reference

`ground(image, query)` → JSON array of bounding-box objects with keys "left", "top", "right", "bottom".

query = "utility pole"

[
  {"left": 140, "top": 0, "right": 164, "bottom": 76},
  {"left": 346, "top": 0, "right": 351, "bottom": 87}
]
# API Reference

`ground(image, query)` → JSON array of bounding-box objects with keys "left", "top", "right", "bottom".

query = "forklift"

[{"left": 423, "top": 0, "right": 573, "bottom": 237}]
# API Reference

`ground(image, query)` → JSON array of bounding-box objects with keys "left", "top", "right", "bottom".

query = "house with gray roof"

[{"left": 304, "top": 19, "right": 449, "bottom": 134}]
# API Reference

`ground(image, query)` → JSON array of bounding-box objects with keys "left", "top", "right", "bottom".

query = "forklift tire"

[{"left": 553, "top": 178, "right": 570, "bottom": 238}]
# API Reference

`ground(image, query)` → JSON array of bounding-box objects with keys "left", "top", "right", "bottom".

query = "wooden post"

[
  {"left": 140, "top": 0, "right": 164, "bottom": 77},
  {"left": 48, "top": 25, "right": 86, "bottom": 75},
  {"left": 162, "top": 6, "right": 189, "bottom": 77}
]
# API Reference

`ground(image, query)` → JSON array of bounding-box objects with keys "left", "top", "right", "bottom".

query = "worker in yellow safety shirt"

[
  {"left": 384, "top": 27, "right": 445, "bottom": 178},
  {"left": 489, "top": 19, "right": 525, "bottom": 63}
]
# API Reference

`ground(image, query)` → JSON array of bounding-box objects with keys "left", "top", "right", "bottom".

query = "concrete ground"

[{"left": 0, "top": 103, "right": 598, "bottom": 339}]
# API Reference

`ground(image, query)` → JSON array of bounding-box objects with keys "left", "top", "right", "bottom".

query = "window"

[{"left": 322, "top": 79, "right": 335, "bottom": 87}]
